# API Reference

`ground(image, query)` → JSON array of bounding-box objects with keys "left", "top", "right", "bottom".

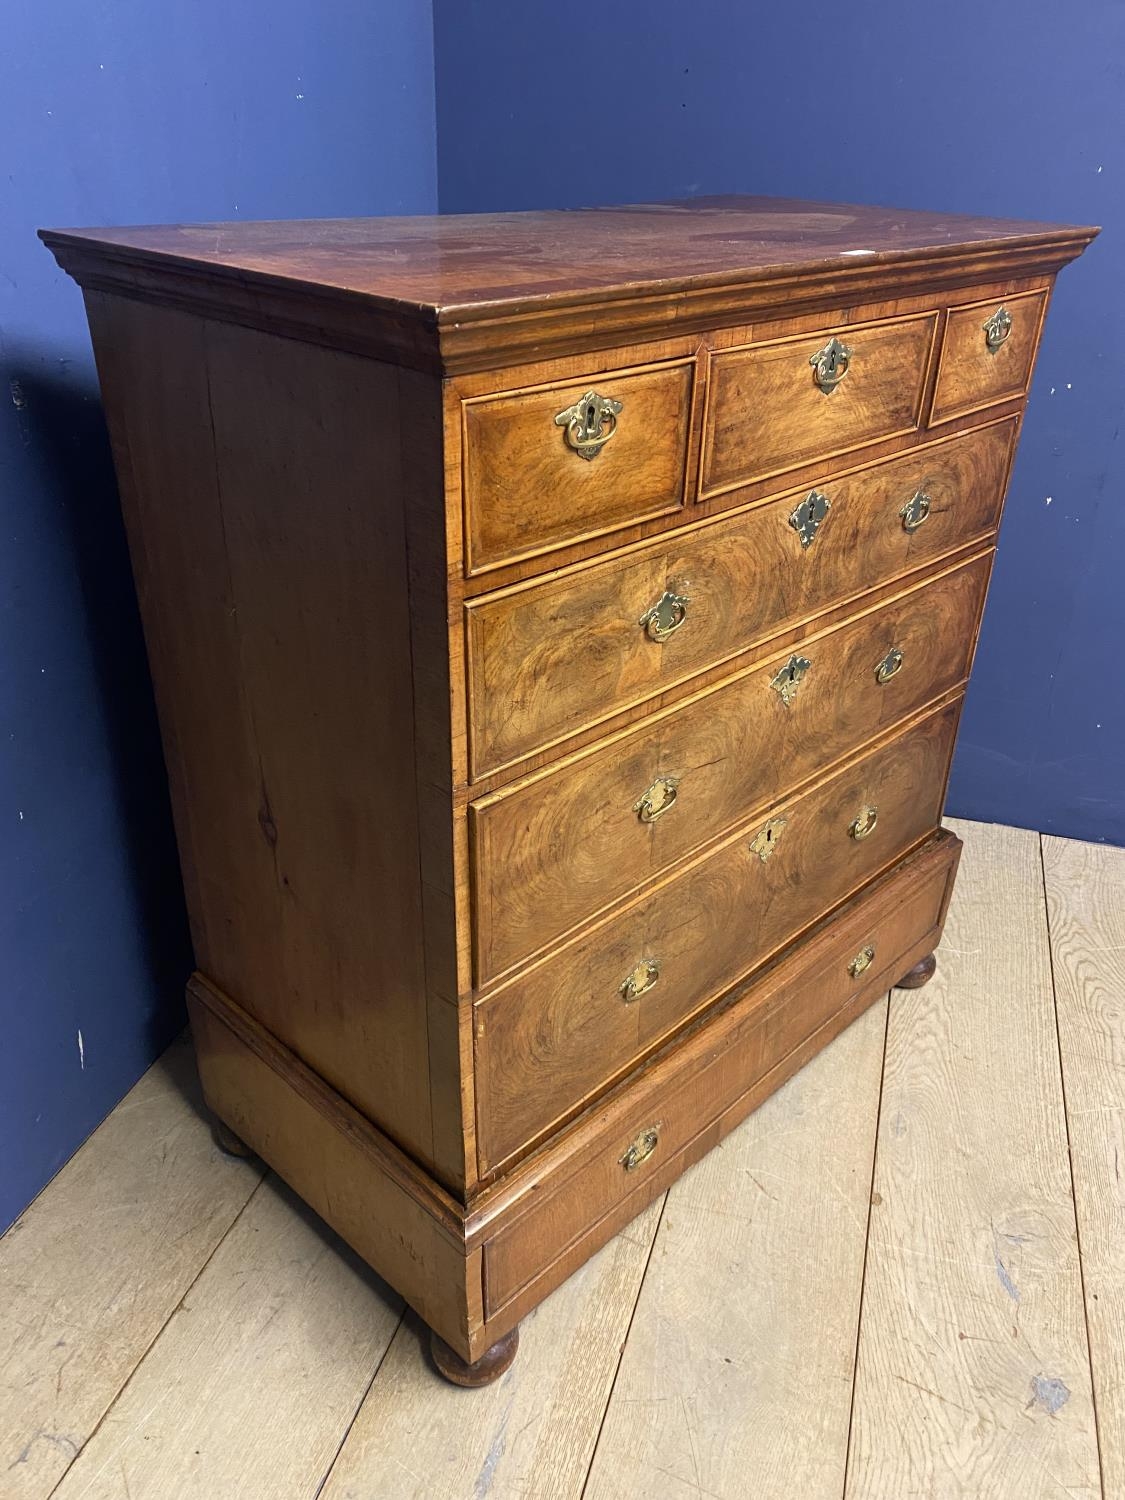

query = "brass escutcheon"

[
  {"left": 620, "top": 957, "right": 661, "bottom": 1002},
  {"left": 810, "top": 335, "right": 852, "bottom": 394},
  {"left": 848, "top": 945, "right": 876, "bottom": 978},
  {"left": 789, "top": 489, "right": 832, "bottom": 549},
  {"left": 639, "top": 588, "right": 690, "bottom": 643},
  {"left": 750, "top": 815, "right": 788, "bottom": 863},
  {"left": 982, "top": 305, "right": 1013, "bottom": 354},
  {"left": 634, "top": 774, "right": 680, "bottom": 824},
  {"left": 849, "top": 805, "right": 879, "bottom": 841},
  {"left": 554, "top": 389, "right": 623, "bottom": 460},
  {"left": 770, "top": 653, "right": 812, "bottom": 707},
  {"left": 875, "top": 646, "right": 905, "bottom": 685},
  {"left": 620, "top": 1124, "right": 661, "bottom": 1172},
  {"left": 900, "top": 489, "right": 932, "bottom": 532}
]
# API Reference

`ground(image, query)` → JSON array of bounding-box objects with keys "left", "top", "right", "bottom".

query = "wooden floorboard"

[
  {"left": 5, "top": 820, "right": 1121, "bottom": 1499},
  {"left": 0, "top": 1035, "right": 263, "bottom": 1499},
  {"left": 1043, "top": 832, "right": 1125, "bottom": 1500},
  {"left": 318, "top": 1200, "right": 662, "bottom": 1500},
  {"left": 50, "top": 1173, "right": 402, "bottom": 1500},
  {"left": 846, "top": 819, "right": 1100, "bottom": 1499},
  {"left": 583, "top": 998, "right": 889, "bottom": 1500}
]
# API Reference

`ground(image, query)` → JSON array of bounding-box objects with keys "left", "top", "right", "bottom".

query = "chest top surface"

[{"left": 42, "top": 196, "right": 1096, "bottom": 374}]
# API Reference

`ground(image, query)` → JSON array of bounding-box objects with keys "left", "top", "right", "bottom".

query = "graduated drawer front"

[
  {"left": 481, "top": 828, "right": 961, "bottom": 1306},
  {"left": 931, "top": 289, "right": 1049, "bottom": 424},
  {"left": 466, "top": 418, "right": 1015, "bottom": 775},
  {"left": 475, "top": 700, "right": 959, "bottom": 1171},
  {"left": 470, "top": 552, "right": 989, "bottom": 983},
  {"left": 701, "top": 310, "right": 938, "bottom": 498},
  {"left": 462, "top": 359, "right": 694, "bottom": 573}
]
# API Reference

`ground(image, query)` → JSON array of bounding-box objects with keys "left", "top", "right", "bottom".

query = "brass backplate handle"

[
  {"left": 554, "top": 389, "right": 623, "bottom": 460},
  {"left": 789, "top": 489, "right": 832, "bottom": 549},
  {"left": 982, "top": 305, "right": 1013, "bottom": 354},
  {"left": 848, "top": 945, "right": 876, "bottom": 978},
  {"left": 634, "top": 774, "right": 680, "bottom": 824},
  {"left": 900, "top": 489, "right": 932, "bottom": 532},
  {"left": 620, "top": 1124, "right": 661, "bottom": 1172},
  {"left": 875, "top": 646, "right": 905, "bottom": 685},
  {"left": 639, "top": 589, "right": 690, "bottom": 643},
  {"left": 770, "top": 654, "right": 812, "bottom": 707},
  {"left": 810, "top": 336, "right": 852, "bottom": 394},
  {"left": 620, "top": 957, "right": 661, "bottom": 1002},
  {"left": 849, "top": 804, "right": 879, "bottom": 841}
]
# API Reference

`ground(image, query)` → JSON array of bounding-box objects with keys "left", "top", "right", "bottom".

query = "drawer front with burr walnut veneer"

[{"left": 44, "top": 196, "right": 1094, "bottom": 1384}]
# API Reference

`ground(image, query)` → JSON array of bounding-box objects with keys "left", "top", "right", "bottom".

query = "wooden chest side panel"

[
  {"left": 85, "top": 292, "right": 444, "bottom": 1175},
  {"left": 186, "top": 977, "right": 484, "bottom": 1361}
]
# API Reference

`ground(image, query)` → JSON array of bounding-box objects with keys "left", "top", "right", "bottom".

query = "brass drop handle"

[
  {"left": 554, "top": 389, "right": 623, "bottom": 460},
  {"left": 849, "top": 945, "right": 876, "bottom": 978},
  {"left": 620, "top": 1124, "right": 661, "bottom": 1172},
  {"left": 620, "top": 957, "right": 661, "bottom": 1002},
  {"left": 900, "top": 490, "right": 931, "bottom": 532},
  {"left": 634, "top": 775, "right": 679, "bottom": 824},
  {"left": 849, "top": 805, "right": 879, "bottom": 841},
  {"left": 639, "top": 589, "right": 690, "bottom": 643},
  {"left": 982, "top": 305, "right": 1013, "bottom": 354},
  {"left": 810, "top": 336, "right": 852, "bottom": 394},
  {"left": 874, "top": 647, "right": 905, "bottom": 685}
]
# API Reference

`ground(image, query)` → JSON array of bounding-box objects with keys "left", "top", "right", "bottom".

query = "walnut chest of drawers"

[{"left": 44, "top": 196, "right": 1095, "bottom": 1383}]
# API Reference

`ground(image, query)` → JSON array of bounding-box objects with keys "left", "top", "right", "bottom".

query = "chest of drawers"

[{"left": 44, "top": 197, "right": 1095, "bottom": 1384}]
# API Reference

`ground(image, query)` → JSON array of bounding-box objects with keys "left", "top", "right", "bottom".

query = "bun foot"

[
  {"left": 430, "top": 1326, "right": 519, "bottom": 1387},
  {"left": 211, "top": 1117, "right": 255, "bottom": 1158},
  {"left": 895, "top": 952, "right": 937, "bottom": 990}
]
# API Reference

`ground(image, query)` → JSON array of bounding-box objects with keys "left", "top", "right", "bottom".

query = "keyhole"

[
  {"left": 765, "top": 827, "right": 773, "bottom": 844},
  {"left": 788, "top": 664, "right": 797, "bottom": 682},
  {"left": 585, "top": 402, "right": 596, "bottom": 428}
]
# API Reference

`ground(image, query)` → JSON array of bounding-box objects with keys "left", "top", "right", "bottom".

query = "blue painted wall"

[
  {"left": 2, "top": 2, "right": 438, "bottom": 1228},
  {"left": 435, "top": 0, "right": 1124, "bottom": 846}
]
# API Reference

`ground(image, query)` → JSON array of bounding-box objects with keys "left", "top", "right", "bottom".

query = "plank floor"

[{"left": 3, "top": 819, "right": 1122, "bottom": 1500}]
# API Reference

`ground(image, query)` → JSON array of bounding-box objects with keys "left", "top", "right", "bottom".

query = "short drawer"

[
  {"left": 931, "top": 289, "right": 1048, "bottom": 424},
  {"left": 701, "top": 310, "right": 938, "bottom": 498},
  {"left": 470, "top": 553, "right": 988, "bottom": 983},
  {"left": 462, "top": 359, "right": 694, "bottom": 574},
  {"left": 467, "top": 419, "right": 1014, "bottom": 775},
  {"left": 481, "top": 826, "right": 961, "bottom": 1302}
]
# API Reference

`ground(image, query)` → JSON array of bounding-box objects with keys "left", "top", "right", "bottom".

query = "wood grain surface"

[
  {"left": 5, "top": 820, "right": 1122, "bottom": 1499},
  {"left": 471, "top": 561, "right": 984, "bottom": 981},
  {"left": 702, "top": 310, "right": 936, "bottom": 496},
  {"left": 0, "top": 1037, "right": 262, "bottom": 1500},
  {"left": 474, "top": 713, "right": 959, "bottom": 1169},
  {"left": 847, "top": 821, "right": 1100, "bottom": 1498},
  {"left": 584, "top": 999, "right": 889, "bottom": 1500},
  {"left": 931, "top": 288, "right": 1049, "bottom": 424},
  {"left": 50, "top": 1176, "right": 402, "bottom": 1500},
  {"left": 40, "top": 198, "right": 1096, "bottom": 373},
  {"left": 1043, "top": 834, "right": 1125, "bottom": 1499},
  {"left": 466, "top": 417, "right": 1014, "bottom": 776}
]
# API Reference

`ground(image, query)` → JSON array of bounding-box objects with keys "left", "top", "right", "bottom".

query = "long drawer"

[
  {"left": 474, "top": 699, "right": 959, "bottom": 1170},
  {"left": 471, "top": 553, "right": 988, "bottom": 983},
  {"left": 479, "top": 828, "right": 962, "bottom": 1308},
  {"left": 466, "top": 418, "right": 1014, "bottom": 774}
]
